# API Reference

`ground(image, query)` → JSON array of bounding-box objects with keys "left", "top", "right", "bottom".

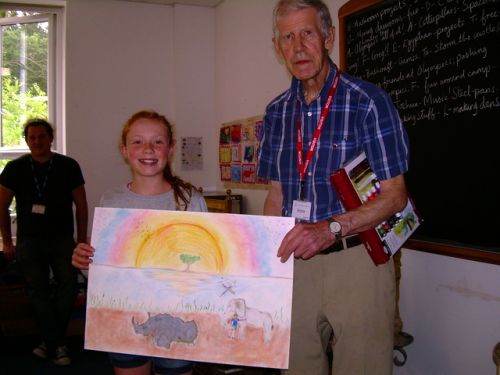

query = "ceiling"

[{"left": 114, "top": 0, "right": 223, "bottom": 7}]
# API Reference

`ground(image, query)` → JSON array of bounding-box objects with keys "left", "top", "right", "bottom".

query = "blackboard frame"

[{"left": 338, "top": 0, "right": 500, "bottom": 266}]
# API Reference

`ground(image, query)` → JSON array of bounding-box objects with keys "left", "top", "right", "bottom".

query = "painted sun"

[{"left": 135, "top": 222, "right": 226, "bottom": 273}]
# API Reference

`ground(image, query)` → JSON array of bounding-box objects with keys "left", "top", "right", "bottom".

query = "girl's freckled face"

[{"left": 121, "top": 119, "right": 173, "bottom": 178}]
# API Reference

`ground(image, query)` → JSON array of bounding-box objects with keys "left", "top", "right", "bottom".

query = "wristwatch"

[{"left": 326, "top": 218, "right": 343, "bottom": 238}]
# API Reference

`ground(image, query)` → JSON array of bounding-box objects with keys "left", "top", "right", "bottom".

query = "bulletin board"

[
  {"left": 339, "top": 0, "right": 500, "bottom": 264},
  {"left": 219, "top": 115, "right": 269, "bottom": 189}
]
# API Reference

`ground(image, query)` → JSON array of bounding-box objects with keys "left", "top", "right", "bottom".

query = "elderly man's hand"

[{"left": 277, "top": 221, "right": 337, "bottom": 262}]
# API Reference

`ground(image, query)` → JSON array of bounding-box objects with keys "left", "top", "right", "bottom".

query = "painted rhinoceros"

[{"left": 132, "top": 312, "right": 198, "bottom": 349}]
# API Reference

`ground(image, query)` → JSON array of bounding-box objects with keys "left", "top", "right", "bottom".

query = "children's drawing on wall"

[
  {"left": 85, "top": 208, "right": 294, "bottom": 369},
  {"left": 230, "top": 124, "right": 241, "bottom": 143},
  {"left": 220, "top": 164, "right": 231, "bottom": 181},
  {"left": 219, "top": 115, "right": 268, "bottom": 188},
  {"left": 243, "top": 144, "right": 255, "bottom": 163},
  {"left": 230, "top": 165, "right": 241, "bottom": 183},
  {"left": 220, "top": 126, "right": 231, "bottom": 144},
  {"left": 219, "top": 146, "right": 231, "bottom": 164},
  {"left": 242, "top": 164, "right": 256, "bottom": 184},
  {"left": 242, "top": 123, "right": 255, "bottom": 142},
  {"left": 231, "top": 144, "right": 241, "bottom": 163}
]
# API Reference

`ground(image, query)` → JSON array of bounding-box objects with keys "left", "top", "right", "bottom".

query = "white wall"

[
  {"left": 214, "top": 0, "right": 287, "bottom": 214},
  {"left": 396, "top": 250, "right": 500, "bottom": 375},
  {"left": 66, "top": 0, "right": 216, "bottom": 217},
  {"left": 61, "top": 1, "right": 500, "bottom": 374},
  {"left": 171, "top": 4, "right": 216, "bottom": 189},
  {"left": 66, "top": 0, "right": 174, "bottom": 214}
]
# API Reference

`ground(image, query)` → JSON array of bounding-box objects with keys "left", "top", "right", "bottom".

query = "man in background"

[
  {"left": 257, "top": 1, "right": 410, "bottom": 374},
  {"left": 0, "top": 119, "right": 88, "bottom": 366}
]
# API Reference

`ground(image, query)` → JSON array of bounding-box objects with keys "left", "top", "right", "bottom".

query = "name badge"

[
  {"left": 32, "top": 204, "right": 46, "bottom": 215},
  {"left": 291, "top": 200, "right": 311, "bottom": 221}
]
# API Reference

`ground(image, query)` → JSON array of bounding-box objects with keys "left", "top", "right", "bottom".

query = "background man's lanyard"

[
  {"left": 296, "top": 70, "right": 341, "bottom": 200},
  {"left": 30, "top": 156, "right": 53, "bottom": 199}
]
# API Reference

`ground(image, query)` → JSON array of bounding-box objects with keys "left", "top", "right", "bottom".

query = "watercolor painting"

[{"left": 85, "top": 207, "right": 295, "bottom": 369}]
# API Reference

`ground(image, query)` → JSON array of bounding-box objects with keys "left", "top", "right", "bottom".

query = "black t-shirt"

[{"left": 0, "top": 153, "right": 85, "bottom": 238}]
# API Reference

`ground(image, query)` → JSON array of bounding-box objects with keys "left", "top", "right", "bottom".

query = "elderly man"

[
  {"left": 257, "top": 1, "right": 409, "bottom": 374},
  {"left": 0, "top": 119, "right": 88, "bottom": 366}
]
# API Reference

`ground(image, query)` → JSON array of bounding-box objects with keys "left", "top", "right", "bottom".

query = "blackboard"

[{"left": 339, "top": 0, "right": 500, "bottom": 264}]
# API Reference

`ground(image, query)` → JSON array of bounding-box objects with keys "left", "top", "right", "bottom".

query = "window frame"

[{"left": 0, "top": 4, "right": 65, "bottom": 160}]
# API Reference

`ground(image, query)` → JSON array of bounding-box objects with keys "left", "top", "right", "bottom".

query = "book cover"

[{"left": 330, "top": 152, "right": 421, "bottom": 265}]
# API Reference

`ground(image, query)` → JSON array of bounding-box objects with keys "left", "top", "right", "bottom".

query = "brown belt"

[{"left": 320, "top": 235, "right": 363, "bottom": 254}]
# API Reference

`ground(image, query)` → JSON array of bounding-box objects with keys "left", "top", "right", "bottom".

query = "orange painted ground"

[{"left": 85, "top": 308, "right": 289, "bottom": 369}]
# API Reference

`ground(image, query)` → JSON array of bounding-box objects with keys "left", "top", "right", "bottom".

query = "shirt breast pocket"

[{"left": 320, "top": 135, "right": 359, "bottom": 171}]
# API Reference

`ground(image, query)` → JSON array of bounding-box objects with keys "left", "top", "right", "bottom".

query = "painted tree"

[{"left": 180, "top": 254, "right": 200, "bottom": 272}]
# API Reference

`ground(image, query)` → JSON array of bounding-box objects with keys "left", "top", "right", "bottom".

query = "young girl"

[{"left": 72, "top": 110, "right": 207, "bottom": 375}]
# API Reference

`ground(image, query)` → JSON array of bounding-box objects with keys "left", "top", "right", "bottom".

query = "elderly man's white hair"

[{"left": 272, "top": 0, "right": 333, "bottom": 40}]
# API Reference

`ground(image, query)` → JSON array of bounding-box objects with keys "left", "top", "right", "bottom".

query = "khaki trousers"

[{"left": 282, "top": 244, "right": 395, "bottom": 375}]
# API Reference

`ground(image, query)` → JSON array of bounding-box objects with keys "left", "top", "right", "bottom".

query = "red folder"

[{"left": 330, "top": 152, "right": 421, "bottom": 265}]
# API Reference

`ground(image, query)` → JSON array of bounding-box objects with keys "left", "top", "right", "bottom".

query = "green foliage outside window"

[
  {"left": 2, "top": 18, "right": 48, "bottom": 93},
  {"left": 1, "top": 11, "right": 49, "bottom": 148},
  {"left": 1, "top": 76, "right": 47, "bottom": 147}
]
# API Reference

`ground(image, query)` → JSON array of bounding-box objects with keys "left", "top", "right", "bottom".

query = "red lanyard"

[{"left": 296, "top": 70, "right": 341, "bottom": 183}]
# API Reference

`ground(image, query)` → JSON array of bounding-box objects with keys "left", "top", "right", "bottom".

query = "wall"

[
  {"left": 214, "top": 0, "right": 288, "bottom": 214},
  {"left": 171, "top": 4, "right": 216, "bottom": 190},
  {"left": 65, "top": 0, "right": 216, "bottom": 216},
  {"left": 24, "top": 0, "right": 500, "bottom": 374},
  {"left": 396, "top": 250, "right": 500, "bottom": 375}
]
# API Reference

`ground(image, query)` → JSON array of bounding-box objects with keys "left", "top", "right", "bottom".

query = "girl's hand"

[{"left": 72, "top": 242, "right": 95, "bottom": 270}]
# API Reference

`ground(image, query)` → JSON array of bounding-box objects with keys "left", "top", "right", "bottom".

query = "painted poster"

[
  {"left": 219, "top": 115, "right": 268, "bottom": 188},
  {"left": 85, "top": 207, "right": 295, "bottom": 369}
]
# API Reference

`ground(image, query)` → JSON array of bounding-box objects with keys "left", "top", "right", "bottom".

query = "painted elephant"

[{"left": 225, "top": 298, "right": 273, "bottom": 342}]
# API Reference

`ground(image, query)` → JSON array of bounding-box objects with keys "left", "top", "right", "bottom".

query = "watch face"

[{"left": 329, "top": 221, "right": 342, "bottom": 234}]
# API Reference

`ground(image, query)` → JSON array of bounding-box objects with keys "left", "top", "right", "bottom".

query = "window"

[{"left": 0, "top": 5, "right": 64, "bottom": 170}]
